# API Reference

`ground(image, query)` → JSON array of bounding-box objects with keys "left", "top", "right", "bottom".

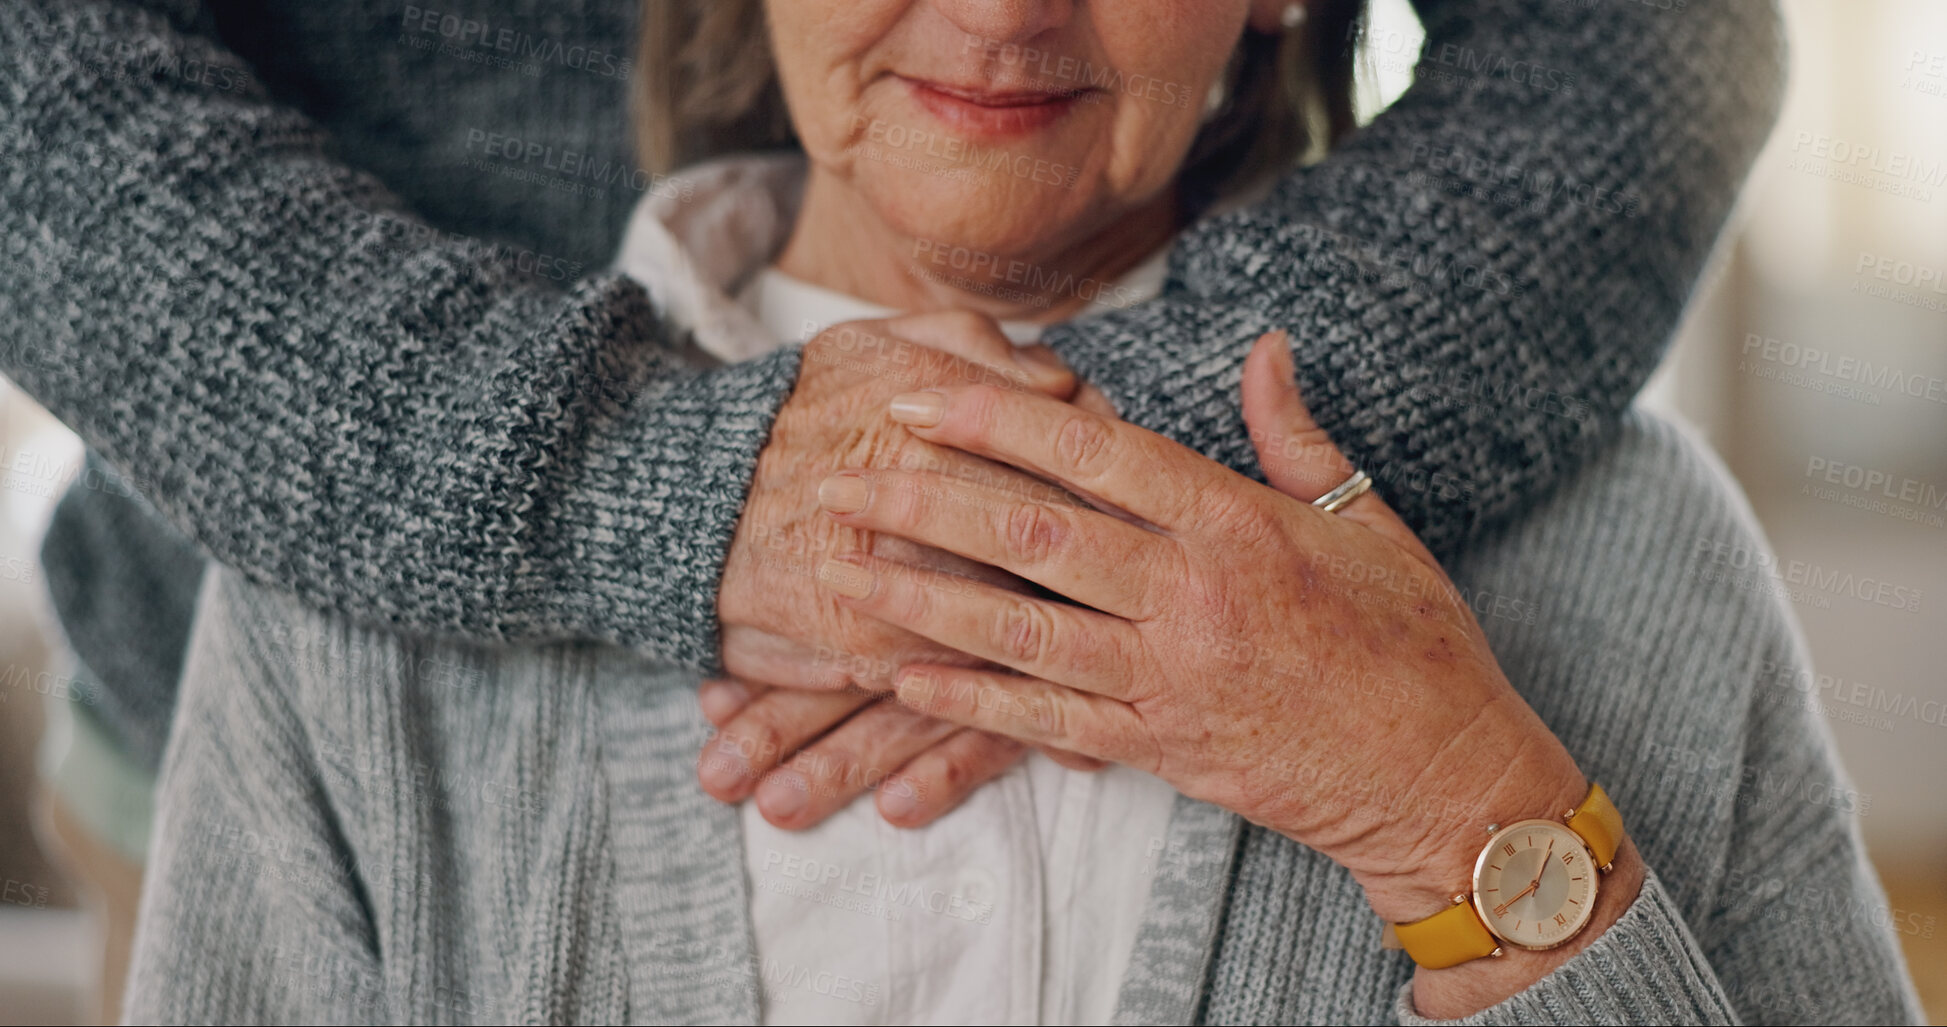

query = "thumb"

[
  {"left": 1241, "top": 330, "right": 1351, "bottom": 501},
  {"left": 879, "top": 311, "right": 1079, "bottom": 400},
  {"left": 1241, "top": 332, "right": 1432, "bottom": 561}
]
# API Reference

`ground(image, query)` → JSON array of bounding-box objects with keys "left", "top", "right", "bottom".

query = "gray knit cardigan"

[
  {"left": 2, "top": 0, "right": 1785, "bottom": 771},
  {"left": 125, "top": 410, "right": 1925, "bottom": 1024}
]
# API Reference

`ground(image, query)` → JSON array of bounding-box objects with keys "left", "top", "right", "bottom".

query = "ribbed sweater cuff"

[
  {"left": 1395, "top": 869, "right": 1736, "bottom": 1026},
  {"left": 559, "top": 344, "right": 803, "bottom": 672}
]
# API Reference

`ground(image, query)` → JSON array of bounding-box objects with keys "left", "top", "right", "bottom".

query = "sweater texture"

[
  {"left": 125, "top": 409, "right": 1925, "bottom": 1024},
  {"left": 1, "top": 0, "right": 1785, "bottom": 772}
]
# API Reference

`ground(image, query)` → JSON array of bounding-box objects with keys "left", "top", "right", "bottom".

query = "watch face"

[{"left": 1471, "top": 819, "right": 1599, "bottom": 950}]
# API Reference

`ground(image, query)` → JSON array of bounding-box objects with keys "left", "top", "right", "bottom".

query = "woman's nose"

[{"left": 929, "top": 0, "right": 1075, "bottom": 45}]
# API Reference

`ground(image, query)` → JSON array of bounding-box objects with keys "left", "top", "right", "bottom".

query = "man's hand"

[{"left": 708, "top": 311, "right": 1109, "bottom": 828}]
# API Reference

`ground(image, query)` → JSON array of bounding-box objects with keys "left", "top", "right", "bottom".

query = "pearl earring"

[
  {"left": 1204, "top": 79, "right": 1227, "bottom": 118},
  {"left": 1281, "top": 2, "right": 1307, "bottom": 29}
]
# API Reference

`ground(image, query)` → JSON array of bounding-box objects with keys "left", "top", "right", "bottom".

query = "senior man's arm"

[
  {"left": 2, "top": 0, "right": 1781, "bottom": 691},
  {"left": 1046, "top": 0, "right": 1787, "bottom": 556},
  {"left": 3, "top": 0, "right": 801, "bottom": 675}
]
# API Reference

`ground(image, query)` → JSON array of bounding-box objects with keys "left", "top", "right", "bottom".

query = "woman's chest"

[{"left": 740, "top": 755, "right": 1177, "bottom": 1025}]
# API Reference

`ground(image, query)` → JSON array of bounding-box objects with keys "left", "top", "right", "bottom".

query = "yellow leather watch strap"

[
  {"left": 1566, "top": 782, "right": 1624, "bottom": 869},
  {"left": 1390, "top": 898, "right": 1501, "bottom": 969},
  {"left": 1387, "top": 783, "right": 1624, "bottom": 968}
]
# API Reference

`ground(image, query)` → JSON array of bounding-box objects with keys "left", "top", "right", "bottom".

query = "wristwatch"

[{"left": 1383, "top": 783, "right": 1624, "bottom": 969}]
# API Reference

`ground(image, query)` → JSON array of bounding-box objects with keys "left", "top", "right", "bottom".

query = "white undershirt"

[{"left": 735, "top": 255, "right": 1182, "bottom": 1026}]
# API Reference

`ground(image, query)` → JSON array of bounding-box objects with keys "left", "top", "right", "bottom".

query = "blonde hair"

[{"left": 634, "top": 1, "right": 1366, "bottom": 210}]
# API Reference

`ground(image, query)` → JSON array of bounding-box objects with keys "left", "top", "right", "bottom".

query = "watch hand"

[
  {"left": 1530, "top": 840, "right": 1556, "bottom": 893},
  {"left": 1492, "top": 880, "right": 1539, "bottom": 917}
]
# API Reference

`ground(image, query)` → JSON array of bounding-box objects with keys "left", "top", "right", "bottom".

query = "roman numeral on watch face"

[{"left": 1472, "top": 820, "right": 1599, "bottom": 949}]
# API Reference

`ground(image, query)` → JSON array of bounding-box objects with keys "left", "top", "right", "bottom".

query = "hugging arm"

[
  {"left": 2, "top": 0, "right": 1779, "bottom": 684},
  {"left": 2, "top": 0, "right": 798, "bottom": 674},
  {"left": 1044, "top": 0, "right": 1787, "bottom": 555}
]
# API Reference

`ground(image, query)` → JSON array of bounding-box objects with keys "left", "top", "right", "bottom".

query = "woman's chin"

[{"left": 870, "top": 184, "right": 1088, "bottom": 270}]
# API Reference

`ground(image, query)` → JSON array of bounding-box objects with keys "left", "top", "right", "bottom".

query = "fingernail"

[
  {"left": 1271, "top": 330, "right": 1296, "bottom": 379},
  {"left": 888, "top": 391, "right": 945, "bottom": 427},
  {"left": 817, "top": 473, "right": 870, "bottom": 514},
  {"left": 757, "top": 769, "right": 809, "bottom": 820},
  {"left": 817, "top": 558, "right": 875, "bottom": 599},
  {"left": 878, "top": 779, "right": 922, "bottom": 822},
  {"left": 698, "top": 739, "right": 751, "bottom": 792},
  {"left": 1015, "top": 344, "right": 1066, "bottom": 374},
  {"left": 697, "top": 679, "right": 749, "bottom": 721}
]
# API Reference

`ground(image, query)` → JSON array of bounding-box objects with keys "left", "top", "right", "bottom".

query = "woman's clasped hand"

[{"left": 812, "top": 331, "right": 1602, "bottom": 927}]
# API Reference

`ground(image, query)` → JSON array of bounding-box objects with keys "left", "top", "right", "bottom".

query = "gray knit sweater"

[
  {"left": 125, "top": 409, "right": 1925, "bottom": 1024},
  {"left": 2, "top": 0, "right": 1784, "bottom": 771}
]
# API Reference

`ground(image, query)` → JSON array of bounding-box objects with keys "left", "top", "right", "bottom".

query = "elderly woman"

[{"left": 123, "top": 0, "right": 1921, "bottom": 1024}]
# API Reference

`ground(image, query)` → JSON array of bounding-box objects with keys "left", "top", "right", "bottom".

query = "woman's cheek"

[{"left": 1090, "top": 102, "right": 1194, "bottom": 200}]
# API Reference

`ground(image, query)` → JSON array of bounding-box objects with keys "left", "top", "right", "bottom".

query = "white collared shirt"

[{"left": 615, "top": 153, "right": 1181, "bottom": 1026}]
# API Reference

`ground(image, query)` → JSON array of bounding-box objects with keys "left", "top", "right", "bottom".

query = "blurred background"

[{"left": 1, "top": 0, "right": 1941, "bottom": 1021}]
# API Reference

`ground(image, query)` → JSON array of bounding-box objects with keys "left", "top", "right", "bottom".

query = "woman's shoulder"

[
  {"left": 189, "top": 569, "right": 417, "bottom": 699},
  {"left": 1451, "top": 403, "right": 1832, "bottom": 691},
  {"left": 186, "top": 568, "right": 676, "bottom": 721},
  {"left": 1443, "top": 407, "right": 1835, "bottom": 909},
  {"left": 1451, "top": 406, "right": 1798, "bottom": 634}
]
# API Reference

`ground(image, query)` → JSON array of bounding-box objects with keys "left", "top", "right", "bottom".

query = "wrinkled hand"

[
  {"left": 809, "top": 332, "right": 1595, "bottom": 923},
  {"left": 707, "top": 312, "right": 1108, "bottom": 829}
]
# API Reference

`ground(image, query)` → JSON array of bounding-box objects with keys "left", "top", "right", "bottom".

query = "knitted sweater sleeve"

[
  {"left": 1043, "top": 0, "right": 1787, "bottom": 556},
  {"left": 0, "top": 0, "right": 1782, "bottom": 679},
  {"left": 2, "top": 0, "right": 800, "bottom": 671}
]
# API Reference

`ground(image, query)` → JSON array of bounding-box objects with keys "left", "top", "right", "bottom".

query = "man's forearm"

[{"left": 3, "top": 0, "right": 800, "bottom": 669}]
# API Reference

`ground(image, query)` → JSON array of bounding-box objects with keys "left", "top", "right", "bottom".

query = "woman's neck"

[{"left": 773, "top": 166, "right": 1179, "bottom": 324}]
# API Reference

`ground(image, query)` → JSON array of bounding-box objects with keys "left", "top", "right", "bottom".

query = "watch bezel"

[{"left": 1469, "top": 817, "right": 1599, "bottom": 951}]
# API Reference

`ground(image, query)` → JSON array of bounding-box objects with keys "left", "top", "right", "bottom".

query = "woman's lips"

[{"left": 903, "top": 76, "right": 1088, "bottom": 138}]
